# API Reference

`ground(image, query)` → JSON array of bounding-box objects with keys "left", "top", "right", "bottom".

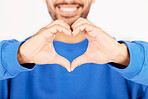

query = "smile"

[
  {"left": 60, "top": 7, "right": 77, "bottom": 12},
  {"left": 56, "top": 4, "right": 83, "bottom": 17}
]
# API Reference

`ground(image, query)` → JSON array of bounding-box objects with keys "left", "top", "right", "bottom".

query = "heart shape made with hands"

[
  {"left": 18, "top": 18, "right": 123, "bottom": 73},
  {"left": 52, "top": 18, "right": 122, "bottom": 72}
]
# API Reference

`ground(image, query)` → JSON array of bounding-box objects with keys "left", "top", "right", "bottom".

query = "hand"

[
  {"left": 17, "top": 20, "right": 72, "bottom": 72},
  {"left": 70, "top": 18, "right": 130, "bottom": 71}
]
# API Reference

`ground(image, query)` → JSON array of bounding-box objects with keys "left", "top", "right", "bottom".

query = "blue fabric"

[{"left": 0, "top": 38, "right": 148, "bottom": 99}]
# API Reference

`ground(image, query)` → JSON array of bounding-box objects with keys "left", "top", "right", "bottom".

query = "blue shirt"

[{"left": 0, "top": 38, "right": 148, "bottom": 99}]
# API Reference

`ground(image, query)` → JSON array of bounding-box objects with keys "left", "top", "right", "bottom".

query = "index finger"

[
  {"left": 72, "top": 18, "right": 93, "bottom": 30},
  {"left": 46, "top": 20, "right": 71, "bottom": 31}
]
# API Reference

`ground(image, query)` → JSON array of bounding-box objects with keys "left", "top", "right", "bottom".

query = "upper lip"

[{"left": 54, "top": 3, "right": 84, "bottom": 8}]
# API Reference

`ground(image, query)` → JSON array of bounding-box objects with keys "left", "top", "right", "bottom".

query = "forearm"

[{"left": 108, "top": 40, "right": 148, "bottom": 86}]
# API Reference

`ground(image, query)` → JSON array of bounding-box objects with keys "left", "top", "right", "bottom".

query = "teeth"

[{"left": 60, "top": 7, "right": 77, "bottom": 12}]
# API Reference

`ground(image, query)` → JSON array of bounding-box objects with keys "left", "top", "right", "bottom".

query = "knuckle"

[
  {"left": 55, "top": 24, "right": 61, "bottom": 27},
  {"left": 50, "top": 24, "right": 60, "bottom": 28},
  {"left": 79, "top": 17, "right": 84, "bottom": 20},
  {"left": 52, "top": 20, "right": 59, "bottom": 24},
  {"left": 55, "top": 19, "right": 63, "bottom": 23},
  {"left": 80, "top": 18, "right": 85, "bottom": 22},
  {"left": 50, "top": 20, "right": 56, "bottom": 25},
  {"left": 83, "top": 23, "right": 89, "bottom": 25},
  {"left": 54, "top": 19, "right": 59, "bottom": 22},
  {"left": 37, "top": 27, "right": 48, "bottom": 34}
]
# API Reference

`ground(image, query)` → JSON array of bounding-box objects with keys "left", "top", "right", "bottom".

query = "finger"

[
  {"left": 71, "top": 54, "right": 90, "bottom": 71},
  {"left": 46, "top": 20, "right": 71, "bottom": 31},
  {"left": 71, "top": 18, "right": 84, "bottom": 28},
  {"left": 53, "top": 54, "right": 71, "bottom": 72},
  {"left": 58, "top": 19, "right": 71, "bottom": 30},
  {"left": 72, "top": 18, "right": 93, "bottom": 30},
  {"left": 72, "top": 23, "right": 94, "bottom": 36},
  {"left": 46, "top": 24, "right": 72, "bottom": 37},
  {"left": 38, "top": 24, "right": 71, "bottom": 43}
]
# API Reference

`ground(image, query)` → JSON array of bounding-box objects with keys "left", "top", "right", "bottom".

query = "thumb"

[
  {"left": 53, "top": 54, "right": 71, "bottom": 72},
  {"left": 71, "top": 54, "right": 89, "bottom": 71}
]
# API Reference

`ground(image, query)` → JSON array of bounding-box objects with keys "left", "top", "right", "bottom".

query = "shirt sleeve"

[
  {"left": 108, "top": 40, "right": 148, "bottom": 86},
  {"left": 0, "top": 39, "right": 36, "bottom": 80},
  {"left": 141, "top": 86, "right": 148, "bottom": 99}
]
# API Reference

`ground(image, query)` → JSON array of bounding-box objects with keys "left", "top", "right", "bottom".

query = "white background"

[{"left": 0, "top": 0, "right": 148, "bottom": 41}]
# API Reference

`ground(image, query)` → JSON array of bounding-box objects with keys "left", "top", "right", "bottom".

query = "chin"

[
  {"left": 60, "top": 16, "right": 81, "bottom": 26},
  {"left": 67, "top": 21, "right": 75, "bottom": 26}
]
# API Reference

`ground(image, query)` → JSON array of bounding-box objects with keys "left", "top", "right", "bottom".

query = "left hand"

[{"left": 70, "top": 18, "right": 129, "bottom": 71}]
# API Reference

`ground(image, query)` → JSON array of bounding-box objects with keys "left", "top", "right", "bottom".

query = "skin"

[
  {"left": 70, "top": 18, "right": 130, "bottom": 71},
  {"left": 46, "top": 0, "right": 93, "bottom": 26},
  {"left": 45, "top": 0, "right": 94, "bottom": 43},
  {"left": 17, "top": 0, "right": 130, "bottom": 72}
]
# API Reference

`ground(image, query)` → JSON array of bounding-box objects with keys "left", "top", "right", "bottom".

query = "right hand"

[{"left": 17, "top": 20, "right": 72, "bottom": 72}]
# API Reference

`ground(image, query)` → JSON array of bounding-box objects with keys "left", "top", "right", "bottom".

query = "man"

[{"left": 0, "top": 0, "right": 148, "bottom": 99}]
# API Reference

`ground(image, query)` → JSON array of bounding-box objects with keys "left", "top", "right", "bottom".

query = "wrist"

[
  {"left": 17, "top": 46, "right": 30, "bottom": 64},
  {"left": 112, "top": 43, "right": 130, "bottom": 66}
]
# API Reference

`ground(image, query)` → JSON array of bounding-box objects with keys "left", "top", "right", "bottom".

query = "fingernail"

[
  {"left": 72, "top": 32, "right": 75, "bottom": 36},
  {"left": 69, "top": 31, "right": 73, "bottom": 37}
]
